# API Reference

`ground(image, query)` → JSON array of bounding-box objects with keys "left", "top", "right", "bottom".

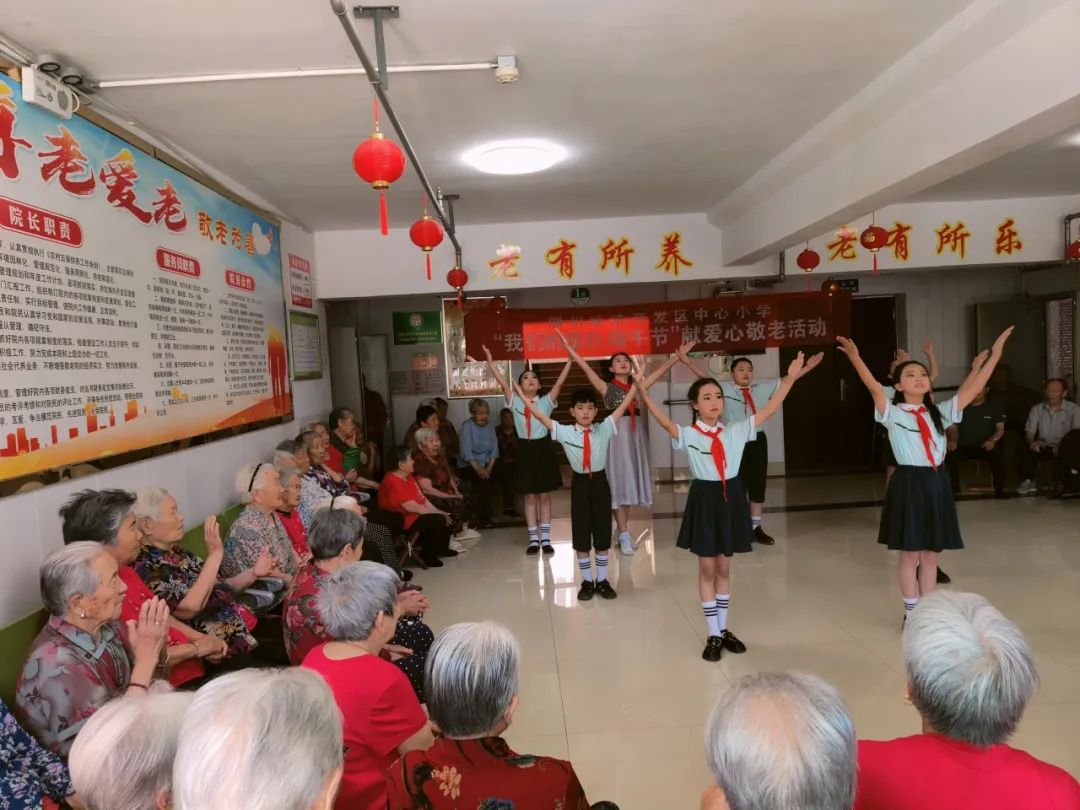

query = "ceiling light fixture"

[
  {"left": 96, "top": 62, "right": 498, "bottom": 89},
  {"left": 462, "top": 138, "right": 568, "bottom": 175}
]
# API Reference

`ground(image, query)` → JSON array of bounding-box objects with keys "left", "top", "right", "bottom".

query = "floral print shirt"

[
  {"left": 15, "top": 616, "right": 130, "bottom": 757},
  {"left": 387, "top": 736, "right": 590, "bottom": 810},
  {"left": 0, "top": 698, "right": 72, "bottom": 809},
  {"left": 298, "top": 475, "right": 326, "bottom": 531},
  {"left": 282, "top": 561, "right": 325, "bottom": 666},
  {"left": 133, "top": 545, "right": 258, "bottom": 657},
  {"left": 412, "top": 451, "right": 458, "bottom": 495},
  {"left": 304, "top": 466, "right": 348, "bottom": 499},
  {"left": 221, "top": 505, "right": 298, "bottom": 580}
]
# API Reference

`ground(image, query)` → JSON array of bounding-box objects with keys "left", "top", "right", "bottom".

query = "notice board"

[{"left": 0, "top": 75, "right": 291, "bottom": 485}]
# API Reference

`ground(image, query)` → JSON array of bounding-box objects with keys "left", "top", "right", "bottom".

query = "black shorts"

[
  {"left": 571, "top": 471, "right": 612, "bottom": 553},
  {"left": 738, "top": 432, "right": 768, "bottom": 503}
]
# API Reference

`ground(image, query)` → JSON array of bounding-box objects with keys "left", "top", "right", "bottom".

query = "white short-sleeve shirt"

[
  {"left": 875, "top": 396, "right": 963, "bottom": 467},
  {"left": 507, "top": 392, "right": 555, "bottom": 440},
  {"left": 672, "top": 416, "right": 757, "bottom": 481},
  {"left": 720, "top": 380, "right": 779, "bottom": 436}
]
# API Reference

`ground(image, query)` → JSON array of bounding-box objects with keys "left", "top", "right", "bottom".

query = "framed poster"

[
  {"left": 392, "top": 310, "right": 442, "bottom": 345},
  {"left": 442, "top": 297, "right": 508, "bottom": 398},
  {"left": 289, "top": 310, "right": 322, "bottom": 380}
]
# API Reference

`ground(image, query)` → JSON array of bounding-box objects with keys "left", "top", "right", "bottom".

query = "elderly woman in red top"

[
  {"left": 16, "top": 542, "right": 167, "bottom": 756},
  {"left": 301, "top": 561, "right": 434, "bottom": 810},
  {"left": 856, "top": 590, "right": 1080, "bottom": 809},
  {"left": 57, "top": 489, "right": 227, "bottom": 688},
  {"left": 388, "top": 621, "right": 593, "bottom": 810},
  {"left": 378, "top": 448, "right": 455, "bottom": 567}
]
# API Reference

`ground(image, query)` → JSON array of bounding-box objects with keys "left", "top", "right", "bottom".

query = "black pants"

[
  {"left": 459, "top": 465, "right": 495, "bottom": 524},
  {"left": 494, "top": 460, "right": 516, "bottom": 511},
  {"left": 1020, "top": 445, "right": 1060, "bottom": 483},
  {"left": 737, "top": 432, "right": 768, "bottom": 504},
  {"left": 946, "top": 443, "right": 1007, "bottom": 495},
  {"left": 411, "top": 513, "right": 452, "bottom": 560},
  {"left": 571, "top": 471, "right": 612, "bottom": 553}
]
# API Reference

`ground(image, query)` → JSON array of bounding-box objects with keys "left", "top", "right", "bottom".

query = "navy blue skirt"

[
  {"left": 514, "top": 437, "right": 562, "bottom": 494},
  {"left": 677, "top": 478, "right": 754, "bottom": 558},
  {"left": 878, "top": 465, "right": 964, "bottom": 552}
]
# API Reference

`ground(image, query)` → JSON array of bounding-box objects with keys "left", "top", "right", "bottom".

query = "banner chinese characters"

[{"left": 466, "top": 292, "right": 851, "bottom": 360}]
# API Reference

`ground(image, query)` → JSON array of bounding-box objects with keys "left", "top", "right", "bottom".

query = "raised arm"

[
  {"left": 172, "top": 516, "right": 224, "bottom": 619},
  {"left": 633, "top": 377, "right": 680, "bottom": 439},
  {"left": 637, "top": 341, "right": 697, "bottom": 390},
  {"left": 511, "top": 378, "right": 555, "bottom": 433},
  {"left": 555, "top": 328, "right": 608, "bottom": 396},
  {"left": 470, "top": 345, "right": 512, "bottom": 403},
  {"left": 955, "top": 327, "right": 1013, "bottom": 411},
  {"left": 676, "top": 344, "right": 711, "bottom": 380},
  {"left": 923, "top": 339, "right": 940, "bottom": 384},
  {"left": 837, "top": 337, "right": 889, "bottom": 416},
  {"left": 547, "top": 358, "right": 573, "bottom": 403},
  {"left": 752, "top": 352, "right": 803, "bottom": 429}
]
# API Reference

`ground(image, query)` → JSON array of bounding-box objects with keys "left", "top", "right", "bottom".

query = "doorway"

[{"left": 781, "top": 296, "right": 898, "bottom": 473}]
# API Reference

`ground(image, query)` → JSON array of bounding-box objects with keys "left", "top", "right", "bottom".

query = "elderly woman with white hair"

[
  {"left": 701, "top": 671, "right": 856, "bottom": 810},
  {"left": 388, "top": 621, "right": 599, "bottom": 810},
  {"left": 221, "top": 462, "right": 298, "bottom": 587},
  {"left": 132, "top": 488, "right": 258, "bottom": 658},
  {"left": 68, "top": 690, "right": 193, "bottom": 809},
  {"left": 301, "top": 561, "right": 434, "bottom": 809},
  {"left": 15, "top": 542, "right": 169, "bottom": 756},
  {"left": 856, "top": 591, "right": 1080, "bottom": 809},
  {"left": 412, "top": 426, "right": 481, "bottom": 543},
  {"left": 172, "top": 668, "right": 344, "bottom": 810},
  {"left": 284, "top": 509, "right": 431, "bottom": 698}
]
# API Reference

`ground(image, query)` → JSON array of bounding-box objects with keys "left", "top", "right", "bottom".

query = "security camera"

[
  {"left": 59, "top": 66, "right": 85, "bottom": 87},
  {"left": 36, "top": 54, "right": 62, "bottom": 75},
  {"left": 494, "top": 55, "right": 519, "bottom": 84}
]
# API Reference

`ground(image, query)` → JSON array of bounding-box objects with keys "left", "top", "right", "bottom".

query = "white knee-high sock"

[
  {"left": 578, "top": 556, "right": 594, "bottom": 582},
  {"left": 715, "top": 595, "right": 730, "bottom": 633},
  {"left": 702, "top": 600, "right": 721, "bottom": 636}
]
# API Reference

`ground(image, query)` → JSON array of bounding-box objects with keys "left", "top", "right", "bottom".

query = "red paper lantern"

[
  {"left": 1068, "top": 239, "right": 1080, "bottom": 261},
  {"left": 860, "top": 224, "right": 889, "bottom": 275},
  {"left": 409, "top": 215, "right": 444, "bottom": 280},
  {"left": 796, "top": 248, "right": 820, "bottom": 272},
  {"left": 352, "top": 102, "right": 406, "bottom": 236},
  {"left": 447, "top": 265, "right": 469, "bottom": 308},
  {"left": 489, "top": 296, "right": 507, "bottom": 313},
  {"left": 821, "top": 278, "right": 841, "bottom": 296}
]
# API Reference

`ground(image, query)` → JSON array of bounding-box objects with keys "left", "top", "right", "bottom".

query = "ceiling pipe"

[{"left": 330, "top": 0, "right": 463, "bottom": 266}]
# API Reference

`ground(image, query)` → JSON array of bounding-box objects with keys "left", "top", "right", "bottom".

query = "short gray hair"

[
  {"left": 70, "top": 691, "right": 193, "bottom": 810},
  {"left": 132, "top": 487, "right": 171, "bottom": 522},
  {"left": 317, "top": 561, "right": 399, "bottom": 641},
  {"left": 414, "top": 427, "right": 438, "bottom": 447},
  {"left": 235, "top": 462, "right": 274, "bottom": 504},
  {"left": 468, "top": 398, "right": 489, "bottom": 416},
  {"left": 172, "top": 668, "right": 343, "bottom": 810},
  {"left": 40, "top": 541, "right": 107, "bottom": 616},
  {"left": 276, "top": 464, "right": 301, "bottom": 488},
  {"left": 272, "top": 450, "right": 298, "bottom": 469},
  {"left": 705, "top": 671, "right": 856, "bottom": 810},
  {"left": 904, "top": 590, "right": 1037, "bottom": 746},
  {"left": 426, "top": 622, "right": 519, "bottom": 738},
  {"left": 308, "top": 509, "right": 365, "bottom": 560}
]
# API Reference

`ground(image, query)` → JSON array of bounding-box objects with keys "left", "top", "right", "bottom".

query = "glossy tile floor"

[{"left": 417, "top": 473, "right": 1080, "bottom": 810}]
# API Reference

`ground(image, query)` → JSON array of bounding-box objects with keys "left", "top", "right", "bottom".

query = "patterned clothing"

[
  {"left": 298, "top": 475, "right": 327, "bottom": 531},
  {"left": 602, "top": 384, "right": 653, "bottom": 508},
  {"left": 117, "top": 567, "right": 203, "bottom": 688},
  {"left": 132, "top": 545, "right": 257, "bottom": 657},
  {"left": 306, "top": 465, "right": 349, "bottom": 498},
  {"left": 387, "top": 736, "right": 590, "bottom": 810},
  {"left": 221, "top": 505, "right": 299, "bottom": 580},
  {"left": 0, "top": 698, "right": 73, "bottom": 809},
  {"left": 15, "top": 617, "right": 131, "bottom": 757},
  {"left": 413, "top": 451, "right": 470, "bottom": 532}
]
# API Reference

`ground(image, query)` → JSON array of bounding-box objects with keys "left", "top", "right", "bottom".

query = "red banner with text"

[{"left": 465, "top": 292, "right": 851, "bottom": 360}]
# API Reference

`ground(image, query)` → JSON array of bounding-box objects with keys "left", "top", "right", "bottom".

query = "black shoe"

[
  {"left": 541, "top": 542, "right": 555, "bottom": 556},
  {"left": 440, "top": 549, "right": 459, "bottom": 558},
  {"left": 594, "top": 580, "right": 617, "bottom": 600},
  {"left": 399, "top": 569, "right": 414, "bottom": 582},
  {"left": 753, "top": 526, "right": 775, "bottom": 545},
  {"left": 936, "top": 568, "right": 951, "bottom": 584},
  {"left": 702, "top": 636, "right": 724, "bottom": 662},
  {"left": 422, "top": 556, "right": 444, "bottom": 568},
  {"left": 526, "top": 543, "right": 540, "bottom": 556},
  {"left": 577, "top": 580, "right": 596, "bottom": 601},
  {"left": 720, "top": 630, "right": 747, "bottom": 654}
]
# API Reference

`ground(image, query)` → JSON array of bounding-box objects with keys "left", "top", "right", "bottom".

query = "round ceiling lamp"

[{"left": 462, "top": 138, "right": 568, "bottom": 175}]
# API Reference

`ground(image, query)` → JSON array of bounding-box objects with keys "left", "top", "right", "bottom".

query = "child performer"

[
  {"left": 635, "top": 353, "right": 808, "bottom": 660},
  {"left": 558, "top": 329, "right": 696, "bottom": 557},
  {"left": 515, "top": 380, "right": 639, "bottom": 601},
  {"left": 836, "top": 327, "right": 1013, "bottom": 623},
  {"left": 682, "top": 349, "right": 823, "bottom": 545},
  {"left": 476, "top": 346, "right": 572, "bottom": 555}
]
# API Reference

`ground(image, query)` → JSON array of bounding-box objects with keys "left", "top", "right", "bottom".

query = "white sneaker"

[
  {"left": 618, "top": 533, "right": 635, "bottom": 556},
  {"left": 1016, "top": 480, "right": 1037, "bottom": 495},
  {"left": 454, "top": 527, "right": 482, "bottom": 542}
]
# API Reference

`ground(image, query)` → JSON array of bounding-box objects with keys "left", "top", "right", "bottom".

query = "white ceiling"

[
  {"left": 911, "top": 124, "right": 1080, "bottom": 202},
  {"left": 1, "top": 0, "right": 976, "bottom": 231}
]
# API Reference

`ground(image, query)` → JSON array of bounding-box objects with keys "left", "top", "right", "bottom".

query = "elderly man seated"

[
  {"left": 69, "top": 690, "right": 192, "bottom": 810},
  {"left": 285, "top": 508, "right": 432, "bottom": 699},
  {"left": 701, "top": 671, "right": 857, "bottom": 810},
  {"left": 856, "top": 591, "right": 1080, "bottom": 809},
  {"left": 172, "top": 668, "right": 344, "bottom": 810},
  {"left": 1017, "top": 378, "right": 1080, "bottom": 495},
  {"left": 388, "top": 621, "right": 603, "bottom": 809},
  {"left": 222, "top": 462, "right": 298, "bottom": 587}
]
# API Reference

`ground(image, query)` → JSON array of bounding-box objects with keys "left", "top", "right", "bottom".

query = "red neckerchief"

[
  {"left": 740, "top": 386, "right": 758, "bottom": 416},
  {"left": 901, "top": 406, "right": 939, "bottom": 469},
  {"left": 581, "top": 426, "right": 592, "bottom": 474},
  {"left": 521, "top": 397, "right": 534, "bottom": 438},
  {"left": 611, "top": 378, "right": 637, "bottom": 431},
  {"left": 692, "top": 421, "right": 727, "bottom": 500}
]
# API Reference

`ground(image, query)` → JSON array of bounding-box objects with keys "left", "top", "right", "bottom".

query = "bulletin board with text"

[{"left": 0, "top": 74, "right": 291, "bottom": 488}]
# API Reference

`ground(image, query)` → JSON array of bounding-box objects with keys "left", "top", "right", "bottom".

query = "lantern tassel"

[
  {"left": 379, "top": 192, "right": 389, "bottom": 236},
  {"left": 425, "top": 253, "right": 432, "bottom": 281},
  {"left": 456, "top": 289, "right": 463, "bottom": 309},
  {"left": 872, "top": 253, "right": 878, "bottom": 276},
  {"left": 806, "top": 276, "right": 812, "bottom": 293}
]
